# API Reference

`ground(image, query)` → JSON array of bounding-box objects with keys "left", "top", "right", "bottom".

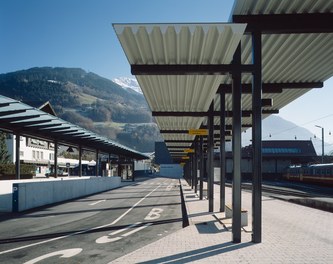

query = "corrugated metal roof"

[
  {"left": 114, "top": 5, "right": 333, "bottom": 160},
  {"left": 0, "top": 95, "right": 149, "bottom": 160},
  {"left": 114, "top": 23, "right": 246, "bottom": 157},
  {"left": 231, "top": 0, "right": 333, "bottom": 15}
]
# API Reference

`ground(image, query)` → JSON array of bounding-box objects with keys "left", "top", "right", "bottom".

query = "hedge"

[{"left": 0, "top": 164, "right": 35, "bottom": 179}]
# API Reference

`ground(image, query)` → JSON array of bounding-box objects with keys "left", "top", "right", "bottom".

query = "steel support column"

[
  {"left": 79, "top": 145, "right": 82, "bottom": 177},
  {"left": 199, "top": 136, "right": 204, "bottom": 200},
  {"left": 252, "top": 31, "right": 262, "bottom": 243},
  {"left": 232, "top": 43, "right": 242, "bottom": 243},
  {"left": 95, "top": 150, "right": 99, "bottom": 176},
  {"left": 15, "top": 133, "right": 20, "bottom": 179},
  {"left": 191, "top": 153, "right": 194, "bottom": 189},
  {"left": 220, "top": 91, "right": 226, "bottom": 212},
  {"left": 54, "top": 140, "right": 58, "bottom": 178},
  {"left": 208, "top": 102, "right": 214, "bottom": 212},
  {"left": 194, "top": 138, "right": 198, "bottom": 194}
]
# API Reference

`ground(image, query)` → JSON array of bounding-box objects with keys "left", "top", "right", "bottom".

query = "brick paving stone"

[{"left": 108, "top": 179, "right": 333, "bottom": 264}]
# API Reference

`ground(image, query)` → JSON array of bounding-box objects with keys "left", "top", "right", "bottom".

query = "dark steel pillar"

[
  {"left": 118, "top": 156, "right": 122, "bottom": 177},
  {"left": 194, "top": 139, "right": 198, "bottom": 194},
  {"left": 15, "top": 133, "right": 20, "bottom": 179},
  {"left": 54, "top": 140, "right": 58, "bottom": 178},
  {"left": 208, "top": 102, "right": 214, "bottom": 212},
  {"left": 220, "top": 91, "right": 226, "bottom": 212},
  {"left": 252, "top": 30, "right": 262, "bottom": 243},
  {"left": 232, "top": 43, "right": 242, "bottom": 243},
  {"left": 199, "top": 136, "right": 204, "bottom": 200},
  {"left": 79, "top": 145, "right": 82, "bottom": 177},
  {"left": 191, "top": 153, "right": 194, "bottom": 189},
  {"left": 95, "top": 150, "right": 99, "bottom": 176}
]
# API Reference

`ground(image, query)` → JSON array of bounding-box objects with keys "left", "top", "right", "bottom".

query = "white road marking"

[
  {"left": 122, "top": 223, "right": 152, "bottom": 237},
  {"left": 96, "top": 222, "right": 142, "bottom": 244},
  {"left": 89, "top": 200, "right": 106, "bottom": 206},
  {"left": 96, "top": 222, "right": 152, "bottom": 244},
  {"left": 23, "top": 248, "right": 82, "bottom": 264},
  {"left": 144, "top": 208, "right": 164, "bottom": 220},
  {"left": 0, "top": 184, "right": 161, "bottom": 255}
]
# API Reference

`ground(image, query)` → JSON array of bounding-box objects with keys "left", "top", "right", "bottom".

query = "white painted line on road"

[
  {"left": 104, "top": 184, "right": 161, "bottom": 227},
  {"left": 96, "top": 222, "right": 152, "bottom": 244},
  {"left": 122, "top": 223, "right": 152, "bottom": 237},
  {"left": 0, "top": 183, "right": 162, "bottom": 256},
  {"left": 89, "top": 200, "right": 106, "bottom": 206},
  {"left": 96, "top": 222, "right": 142, "bottom": 244},
  {"left": 23, "top": 248, "right": 83, "bottom": 264}
]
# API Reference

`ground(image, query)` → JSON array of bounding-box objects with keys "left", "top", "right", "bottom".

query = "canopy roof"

[
  {"left": 115, "top": 0, "right": 333, "bottom": 160},
  {"left": 0, "top": 95, "right": 149, "bottom": 160}
]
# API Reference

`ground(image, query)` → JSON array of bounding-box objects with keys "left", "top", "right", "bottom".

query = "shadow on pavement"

[{"left": 137, "top": 241, "right": 253, "bottom": 264}]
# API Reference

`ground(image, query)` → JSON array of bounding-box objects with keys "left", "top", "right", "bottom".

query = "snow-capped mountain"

[{"left": 113, "top": 77, "right": 142, "bottom": 94}]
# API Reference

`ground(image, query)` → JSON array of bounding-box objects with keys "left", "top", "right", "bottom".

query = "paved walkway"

[{"left": 110, "top": 179, "right": 333, "bottom": 263}]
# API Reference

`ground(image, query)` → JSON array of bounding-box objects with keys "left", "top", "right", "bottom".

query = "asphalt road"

[{"left": 0, "top": 176, "right": 183, "bottom": 264}]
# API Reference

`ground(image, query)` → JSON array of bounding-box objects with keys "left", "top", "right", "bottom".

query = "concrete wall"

[
  {"left": 1, "top": 176, "right": 121, "bottom": 212},
  {"left": 159, "top": 164, "right": 183, "bottom": 178}
]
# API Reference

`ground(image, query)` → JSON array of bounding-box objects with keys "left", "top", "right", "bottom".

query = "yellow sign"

[
  {"left": 188, "top": 129, "right": 208, "bottom": 135},
  {"left": 180, "top": 162, "right": 185, "bottom": 166},
  {"left": 182, "top": 156, "right": 190, "bottom": 160},
  {"left": 184, "top": 148, "right": 194, "bottom": 153}
]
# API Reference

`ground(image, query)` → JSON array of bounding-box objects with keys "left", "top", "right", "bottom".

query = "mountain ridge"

[{"left": 0, "top": 67, "right": 161, "bottom": 152}]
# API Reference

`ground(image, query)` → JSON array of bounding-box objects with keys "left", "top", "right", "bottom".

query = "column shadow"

[{"left": 137, "top": 241, "right": 253, "bottom": 264}]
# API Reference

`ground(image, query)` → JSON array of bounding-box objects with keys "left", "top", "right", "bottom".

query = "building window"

[
  {"left": 49, "top": 153, "right": 54, "bottom": 160},
  {"left": 36, "top": 151, "right": 40, "bottom": 159},
  {"left": 20, "top": 151, "right": 24, "bottom": 157},
  {"left": 40, "top": 151, "right": 44, "bottom": 160},
  {"left": 32, "top": 150, "right": 36, "bottom": 159}
]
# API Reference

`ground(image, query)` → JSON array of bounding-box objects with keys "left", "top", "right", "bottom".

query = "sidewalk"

[{"left": 110, "top": 179, "right": 333, "bottom": 263}]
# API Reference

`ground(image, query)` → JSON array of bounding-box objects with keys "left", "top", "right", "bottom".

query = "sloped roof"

[{"left": 0, "top": 95, "right": 149, "bottom": 160}]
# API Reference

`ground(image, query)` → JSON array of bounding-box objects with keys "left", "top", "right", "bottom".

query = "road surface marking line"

[
  {"left": 89, "top": 200, "right": 106, "bottom": 206},
  {"left": 23, "top": 248, "right": 83, "bottom": 264},
  {"left": 96, "top": 222, "right": 152, "bottom": 244},
  {"left": 0, "top": 184, "right": 161, "bottom": 255},
  {"left": 121, "top": 223, "right": 152, "bottom": 237}
]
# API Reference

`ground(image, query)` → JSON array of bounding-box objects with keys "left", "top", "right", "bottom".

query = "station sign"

[
  {"left": 181, "top": 156, "right": 190, "bottom": 160},
  {"left": 184, "top": 148, "right": 195, "bottom": 153},
  {"left": 188, "top": 129, "right": 208, "bottom": 135}
]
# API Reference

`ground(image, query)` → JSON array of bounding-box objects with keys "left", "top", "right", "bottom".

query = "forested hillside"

[{"left": 0, "top": 67, "right": 161, "bottom": 152}]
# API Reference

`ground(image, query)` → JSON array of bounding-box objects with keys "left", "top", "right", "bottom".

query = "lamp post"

[{"left": 315, "top": 125, "right": 324, "bottom": 164}]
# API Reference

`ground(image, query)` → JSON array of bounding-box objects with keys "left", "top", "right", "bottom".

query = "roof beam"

[
  {"left": 153, "top": 110, "right": 278, "bottom": 117},
  {"left": 232, "top": 13, "right": 333, "bottom": 34},
  {"left": 0, "top": 109, "right": 27, "bottom": 117},
  {"left": 160, "top": 125, "right": 252, "bottom": 133},
  {"left": 200, "top": 124, "right": 251, "bottom": 130},
  {"left": 0, "top": 115, "right": 40, "bottom": 123},
  {"left": 160, "top": 130, "right": 188, "bottom": 133},
  {"left": 12, "top": 119, "right": 54, "bottom": 127},
  {"left": 131, "top": 64, "right": 254, "bottom": 75},
  {"left": 218, "top": 82, "right": 323, "bottom": 94},
  {"left": 164, "top": 140, "right": 194, "bottom": 143}
]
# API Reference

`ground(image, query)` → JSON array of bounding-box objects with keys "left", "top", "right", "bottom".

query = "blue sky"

[{"left": 1, "top": 0, "right": 333, "bottom": 148}]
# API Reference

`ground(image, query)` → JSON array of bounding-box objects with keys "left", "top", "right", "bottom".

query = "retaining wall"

[{"left": 0, "top": 176, "right": 121, "bottom": 212}]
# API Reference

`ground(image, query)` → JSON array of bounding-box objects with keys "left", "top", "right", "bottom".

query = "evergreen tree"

[{"left": 0, "top": 132, "right": 11, "bottom": 164}]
